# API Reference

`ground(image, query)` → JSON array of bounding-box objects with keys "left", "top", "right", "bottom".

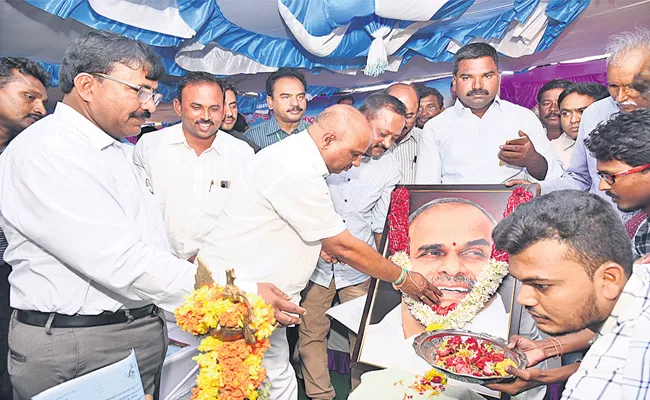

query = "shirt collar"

[
  {"left": 453, "top": 95, "right": 502, "bottom": 118},
  {"left": 597, "top": 265, "right": 646, "bottom": 338},
  {"left": 266, "top": 115, "right": 308, "bottom": 136},
  {"left": 555, "top": 133, "right": 576, "bottom": 151},
  {"left": 54, "top": 102, "right": 118, "bottom": 150},
  {"left": 163, "top": 122, "right": 224, "bottom": 155},
  {"left": 302, "top": 129, "right": 329, "bottom": 178}
]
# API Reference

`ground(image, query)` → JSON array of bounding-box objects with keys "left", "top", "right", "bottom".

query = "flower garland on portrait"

[
  {"left": 174, "top": 265, "right": 277, "bottom": 400},
  {"left": 387, "top": 187, "right": 533, "bottom": 332}
]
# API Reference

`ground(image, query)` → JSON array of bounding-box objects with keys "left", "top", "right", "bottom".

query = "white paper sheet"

[
  {"left": 325, "top": 294, "right": 367, "bottom": 334},
  {"left": 33, "top": 349, "right": 146, "bottom": 400}
]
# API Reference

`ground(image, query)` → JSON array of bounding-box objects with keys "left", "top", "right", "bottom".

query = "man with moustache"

[
  {"left": 508, "top": 29, "right": 650, "bottom": 214},
  {"left": 551, "top": 82, "right": 609, "bottom": 167},
  {"left": 384, "top": 83, "right": 420, "bottom": 184},
  {"left": 415, "top": 42, "right": 561, "bottom": 184},
  {"left": 298, "top": 94, "right": 405, "bottom": 400},
  {"left": 198, "top": 104, "right": 441, "bottom": 400},
  {"left": 416, "top": 86, "right": 444, "bottom": 129},
  {"left": 0, "top": 56, "right": 50, "bottom": 400},
  {"left": 219, "top": 80, "right": 260, "bottom": 152},
  {"left": 537, "top": 79, "right": 572, "bottom": 141},
  {"left": 134, "top": 72, "right": 254, "bottom": 263},
  {"left": 245, "top": 68, "right": 309, "bottom": 149},
  {"left": 490, "top": 190, "right": 649, "bottom": 399}
]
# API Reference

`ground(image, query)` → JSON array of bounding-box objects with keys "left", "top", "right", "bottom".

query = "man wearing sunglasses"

[{"left": 586, "top": 108, "right": 650, "bottom": 261}]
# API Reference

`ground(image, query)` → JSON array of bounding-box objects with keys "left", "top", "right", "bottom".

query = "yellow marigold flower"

[
  {"left": 424, "top": 369, "right": 448, "bottom": 385},
  {"left": 495, "top": 359, "right": 517, "bottom": 376},
  {"left": 426, "top": 323, "right": 445, "bottom": 331},
  {"left": 198, "top": 336, "right": 225, "bottom": 353}
]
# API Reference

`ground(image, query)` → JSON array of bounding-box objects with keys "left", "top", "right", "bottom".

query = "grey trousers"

[{"left": 7, "top": 309, "right": 168, "bottom": 399}]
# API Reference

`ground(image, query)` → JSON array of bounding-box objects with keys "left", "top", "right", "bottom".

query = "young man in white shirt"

[
  {"left": 551, "top": 82, "right": 609, "bottom": 167},
  {"left": 133, "top": 72, "right": 253, "bottom": 263},
  {"left": 298, "top": 94, "right": 405, "bottom": 400},
  {"left": 415, "top": 42, "right": 562, "bottom": 184},
  {"left": 490, "top": 189, "right": 649, "bottom": 400},
  {"left": 197, "top": 104, "right": 441, "bottom": 400}
]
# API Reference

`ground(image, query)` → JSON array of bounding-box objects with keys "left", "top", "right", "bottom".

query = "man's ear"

[
  {"left": 266, "top": 95, "right": 273, "bottom": 111},
  {"left": 321, "top": 131, "right": 336, "bottom": 149},
  {"left": 595, "top": 261, "right": 628, "bottom": 301},
  {"left": 73, "top": 73, "right": 97, "bottom": 103},
  {"left": 173, "top": 98, "right": 182, "bottom": 116}
]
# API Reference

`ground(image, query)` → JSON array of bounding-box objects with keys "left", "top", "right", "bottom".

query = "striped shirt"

[
  {"left": 562, "top": 264, "right": 650, "bottom": 400},
  {"left": 391, "top": 127, "right": 421, "bottom": 184},
  {"left": 244, "top": 115, "right": 309, "bottom": 149},
  {"left": 633, "top": 217, "right": 650, "bottom": 260}
]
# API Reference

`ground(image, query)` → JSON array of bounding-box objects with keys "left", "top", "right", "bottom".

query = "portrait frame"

[{"left": 351, "top": 185, "right": 529, "bottom": 400}]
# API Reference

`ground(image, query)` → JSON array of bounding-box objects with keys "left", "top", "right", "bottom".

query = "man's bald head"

[
  {"left": 309, "top": 104, "right": 371, "bottom": 173},
  {"left": 384, "top": 83, "right": 418, "bottom": 139}
]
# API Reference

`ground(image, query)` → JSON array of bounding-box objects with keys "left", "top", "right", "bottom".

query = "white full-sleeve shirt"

[
  {"left": 0, "top": 102, "right": 196, "bottom": 315},
  {"left": 197, "top": 131, "right": 347, "bottom": 303},
  {"left": 133, "top": 123, "right": 253, "bottom": 260},
  {"left": 415, "top": 97, "right": 563, "bottom": 184}
]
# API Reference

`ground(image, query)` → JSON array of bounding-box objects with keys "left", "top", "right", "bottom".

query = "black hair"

[
  {"left": 418, "top": 86, "right": 444, "bottom": 107},
  {"left": 453, "top": 43, "right": 499, "bottom": 76},
  {"left": 337, "top": 95, "right": 355, "bottom": 104},
  {"left": 0, "top": 57, "right": 51, "bottom": 88},
  {"left": 585, "top": 108, "right": 650, "bottom": 168},
  {"left": 558, "top": 81, "right": 610, "bottom": 108},
  {"left": 265, "top": 68, "right": 306, "bottom": 98},
  {"left": 359, "top": 93, "right": 407, "bottom": 120},
  {"left": 537, "top": 79, "right": 573, "bottom": 104},
  {"left": 493, "top": 190, "right": 633, "bottom": 278},
  {"left": 59, "top": 31, "right": 164, "bottom": 94},
  {"left": 221, "top": 79, "right": 237, "bottom": 95},
  {"left": 176, "top": 71, "right": 224, "bottom": 103}
]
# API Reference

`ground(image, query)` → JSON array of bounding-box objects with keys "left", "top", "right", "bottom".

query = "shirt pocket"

[{"left": 203, "top": 180, "right": 231, "bottom": 218}]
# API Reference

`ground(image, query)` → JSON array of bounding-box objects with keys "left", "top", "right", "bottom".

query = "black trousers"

[{"left": 0, "top": 263, "right": 12, "bottom": 400}]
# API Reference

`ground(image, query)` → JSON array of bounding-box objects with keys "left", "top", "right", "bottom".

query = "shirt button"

[
  {"left": 344, "top": 199, "right": 348, "bottom": 202},
  {"left": 343, "top": 220, "right": 346, "bottom": 223},
  {"left": 347, "top": 178, "right": 351, "bottom": 182}
]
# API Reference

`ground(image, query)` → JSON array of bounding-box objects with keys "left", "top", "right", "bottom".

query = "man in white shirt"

[
  {"left": 133, "top": 72, "right": 253, "bottom": 262},
  {"left": 491, "top": 190, "right": 649, "bottom": 400},
  {"left": 551, "top": 82, "right": 609, "bottom": 167},
  {"left": 384, "top": 83, "right": 420, "bottom": 184},
  {"left": 197, "top": 104, "right": 441, "bottom": 400},
  {"left": 219, "top": 80, "right": 260, "bottom": 152},
  {"left": 298, "top": 94, "right": 404, "bottom": 400},
  {"left": 0, "top": 56, "right": 50, "bottom": 400},
  {"left": 415, "top": 42, "right": 562, "bottom": 184},
  {"left": 0, "top": 31, "right": 205, "bottom": 399}
]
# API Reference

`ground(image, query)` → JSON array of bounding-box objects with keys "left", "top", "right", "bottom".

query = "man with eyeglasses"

[
  {"left": 383, "top": 83, "right": 420, "bottom": 184},
  {"left": 585, "top": 108, "right": 650, "bottom": 261},
  {"left": 0, "top": 31, "right": 292, "bottom": 399},
  {"left": 416, "top": 86, "right": 444, "bottom": 129},
  {"left": 507, "top": 29, "right": 650, "bottom": 217}
]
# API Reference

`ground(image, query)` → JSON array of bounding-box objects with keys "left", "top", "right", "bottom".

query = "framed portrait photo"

[{"left": 351, "top": 185, "right": 535, "bottom": 400}]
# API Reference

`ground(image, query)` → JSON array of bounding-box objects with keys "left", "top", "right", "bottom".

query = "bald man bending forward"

[{"left": 198, "top": 105, "right": 440, "bottom": 399}]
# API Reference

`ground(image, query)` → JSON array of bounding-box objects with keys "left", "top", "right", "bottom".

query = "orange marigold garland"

[{"left": 175, "top": 266, "right": 277, "bottom": 400}]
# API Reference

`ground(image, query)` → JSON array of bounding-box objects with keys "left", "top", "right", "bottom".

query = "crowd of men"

[{"left": 0, "top": 25, "right": 649, "bottom": 400}]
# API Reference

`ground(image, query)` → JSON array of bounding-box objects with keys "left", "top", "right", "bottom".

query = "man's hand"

[
  {"left": 507, "top": 335, "right": 546, "bottom": 367},
  {"left": 399, "top": 271, "right": 442, "bottom": 307},
  {"left": 257, "top": 283, "right": 306, "bottom": 326},
  {"left": 320, "top": 248, "right": 339, "bottom": 264},
  {"left": 498, "top": 131, "right": 543, "bottom": 168},
  {"left": 486, "top": 366, "right": 544, "bottom": 395},
  {"left": 504, "top": 179, "right": 541, "bottom": 196}
]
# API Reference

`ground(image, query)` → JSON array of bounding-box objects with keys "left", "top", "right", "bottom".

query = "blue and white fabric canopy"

[{"left": 25, "top": 0, "right": 589, "bottom": 78}]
